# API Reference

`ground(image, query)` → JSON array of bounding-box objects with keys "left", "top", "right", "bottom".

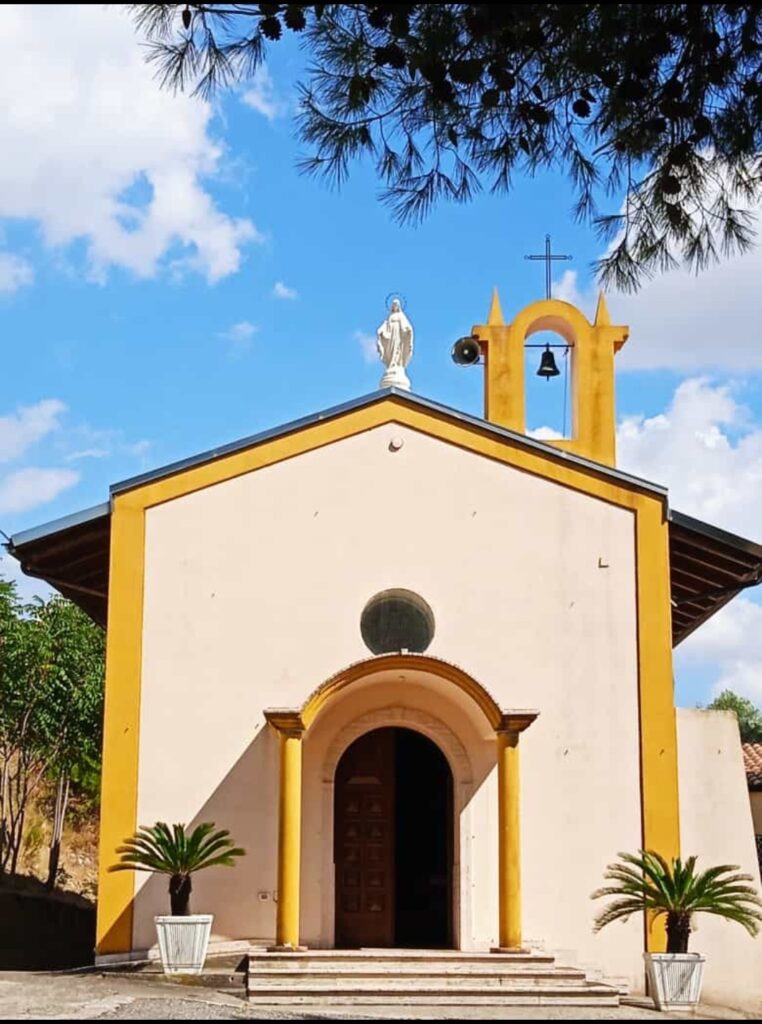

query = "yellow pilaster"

[
  {"left": 96, "top": 495, "right": 144, "bottom": 956},
  {"left": 494, "top": 713, "right": 538, "bottom": 952},
  {"left": 636, "top": 502, "right": 681, "bottom": 951},
  {"left": 265, "top": 711, "right": 305, "bottom": 950}
]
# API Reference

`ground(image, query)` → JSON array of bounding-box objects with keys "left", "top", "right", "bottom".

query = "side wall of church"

[
  {"left": 133, "top": 423, "right": 643, "bottom": 987},
  {"left": 676, "top": 709, "right": 762, "bottom": 1013}
]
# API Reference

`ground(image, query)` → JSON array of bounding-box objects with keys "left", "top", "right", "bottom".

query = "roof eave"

[{"left": 110, "top": 387, "right": 668, "bottom": 501}]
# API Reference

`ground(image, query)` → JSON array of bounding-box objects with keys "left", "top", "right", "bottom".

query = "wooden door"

[{"left": 334, "top": 728, "right": 395, "bottom": 947}]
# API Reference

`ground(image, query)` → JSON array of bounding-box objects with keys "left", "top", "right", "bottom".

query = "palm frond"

[
  {"left": 109, "top": 821, "right": 245, "bottom": 876},
  {"left": 592, "top": 849, "right": 762, "bottom": 946}
]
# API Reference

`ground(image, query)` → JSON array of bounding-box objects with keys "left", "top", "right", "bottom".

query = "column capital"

[
  {"left": 265, "top": 708, "right": 305, "bottom": 738},
  {"left": 496, "top": 710, "right": 539, "bottom": 736}
]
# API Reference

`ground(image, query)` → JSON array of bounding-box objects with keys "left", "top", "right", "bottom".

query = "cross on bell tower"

[{"left": 524, "top": 234, "right": 573, "bottom": 299}]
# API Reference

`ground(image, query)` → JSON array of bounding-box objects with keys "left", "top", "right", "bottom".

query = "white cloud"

[
  {"left": 219, "top": 320, "right": 258, "bottom": 354},
  {"left": 552, "top": 269, "right": 583, "bottom": 306},
  {"left": 0, "top": 6, "right": 259, "bottom": 284},
  {"left": 616, "top": 378, "right": 762, "bottom": 706},
  {"left": 125, "top": 439, "right": 152, "bottom": 460},
  {"left": 677, "top": 597, "right": 762, "bottom": 705},
  {"left": 0, "top": 467, "right": 79, "bottom": 516},
  {"left": 528, "top": 426, "right": 564, "bottom": 441},
  {"left": 617, "top": 378, "right": 762, "bottom": 537},
  {"left": 553, "top": 195, "right": 762, "bottom": 371},
  {"left": 242, "top": 67, "right": 287, "bottom": 121},
  {"left": 64, "top": 448, "right": 110, "bottom": 462},
  {"left": 354, "top": 330, "right": 378, "bottom": 365},
  {"left": 0, "top": 400, "right": 67, "bottom": 463},
  {"left": 273, "top": 280, "right": 298, "bottom": 300},
  {"left": 0, "top": 251, "right": 33, "bottom": 293}
]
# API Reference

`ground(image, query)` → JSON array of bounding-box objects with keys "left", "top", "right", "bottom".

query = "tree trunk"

[
  {"left": 9, "top": 807, "right": 25, "bottom": 875},
  {"left": 46, "top": 774, "right": 70, "bottom": 890},
  {"left": 169, "top": 873, "right": 192, "bottom": 916},
  {"left": 666, "top": 911, "right": 692, "bottom": 953}
]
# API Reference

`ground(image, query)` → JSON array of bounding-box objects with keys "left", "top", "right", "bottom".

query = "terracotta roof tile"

[{"left": 743, "top": 743, "right": 762, "bottom": 789}]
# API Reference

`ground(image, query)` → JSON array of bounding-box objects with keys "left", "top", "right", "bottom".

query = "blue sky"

[{"left": 1, "top": 6, "right": 761, "bottom": 709}]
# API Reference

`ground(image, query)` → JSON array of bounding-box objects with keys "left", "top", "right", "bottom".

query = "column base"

[
  {"left": 266, "top": 943, "right": 308, "bottom": 952},
  {"left": 491, "top": 946, "right": 531, "bottom": 954}
]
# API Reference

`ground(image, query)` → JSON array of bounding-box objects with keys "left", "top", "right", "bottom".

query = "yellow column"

[
  {"left": 494, "top": 713, "right": 537, "bottom": 953},
  {"left": 265, "top": 711, "right": 305, "bottom": 950}
]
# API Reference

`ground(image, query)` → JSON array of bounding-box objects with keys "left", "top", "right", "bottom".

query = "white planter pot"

[
  {"left": 644, "top": 952, "right": 706, "bottom": 1011},
  {"left": 154, "top": 914, "right": 213, "bottom": 975}
]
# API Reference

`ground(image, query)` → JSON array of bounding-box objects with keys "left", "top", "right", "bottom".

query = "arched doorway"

[{"left": 334, "top": 727, "right": 453, "bottom": 948}]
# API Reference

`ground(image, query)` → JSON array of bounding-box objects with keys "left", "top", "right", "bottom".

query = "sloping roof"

[
  {"left": 668, "top": 511, "right": 762, "bottom": 645},
  {"left": 7, "top": 502, "right": 110, "bottom": 627},
  {"left": 744, "top": 743, "right": 762, "bottom": 790},
  {"left": 109, "top": 388, "right": 668, "bottom": 499},
  {"left": 6, "top": 388, "right": 762, "bottom": 641}
]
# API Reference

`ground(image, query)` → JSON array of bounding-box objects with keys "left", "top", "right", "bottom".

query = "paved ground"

[{"left": 0, "top": 970, "right": 751, "bottom": 1020}]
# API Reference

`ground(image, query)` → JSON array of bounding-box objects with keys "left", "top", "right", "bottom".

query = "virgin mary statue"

[{"left": 376, "top": 297, "right": 414, "bottom": 391}]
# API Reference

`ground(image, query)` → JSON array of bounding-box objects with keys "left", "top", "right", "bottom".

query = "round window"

[{"left": 360, "top": 589, "right": 435, "bottom": 655}]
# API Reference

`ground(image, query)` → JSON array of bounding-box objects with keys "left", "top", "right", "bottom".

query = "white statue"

[{"left": 376, "top": 297, "right": 413, "bottom": 391}]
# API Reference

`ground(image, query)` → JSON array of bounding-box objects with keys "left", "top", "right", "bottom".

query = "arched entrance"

[{"left": 334, "top": 726, "right": 453, "bottom": 948}]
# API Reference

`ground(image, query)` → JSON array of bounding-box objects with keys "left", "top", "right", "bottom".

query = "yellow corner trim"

[{"left": 95, "top": 497, "right": 145, "bottom": 955}]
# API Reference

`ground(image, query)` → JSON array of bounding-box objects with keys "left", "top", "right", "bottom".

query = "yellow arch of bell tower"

[{"left": 472, "top": 290, "right": 629, "bottom": 466}]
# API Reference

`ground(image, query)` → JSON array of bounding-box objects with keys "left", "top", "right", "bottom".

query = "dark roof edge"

[
  {"left": 7, "top": 502, "right": 111, "bottom": 551},
  {"left": 668, "top": 508, "right": 762, "bottom": 559},
  {"left": 9, "top": 390, "right": 679, "bottom": 554},
  {"left": 110, "top": 387, "right": 669, "bottom": 500}
]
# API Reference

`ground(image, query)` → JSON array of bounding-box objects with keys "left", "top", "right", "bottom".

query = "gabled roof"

[
  {"left": 6, "top": 388, "right": 762, "bottom": 641},
  {"left": 109, "top": 388, "right": 667, "bottom": 499}
]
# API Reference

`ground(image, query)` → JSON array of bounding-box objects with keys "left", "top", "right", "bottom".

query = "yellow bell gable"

[{"left": 471, "top": 292, "right": 629, "bottom": 466}]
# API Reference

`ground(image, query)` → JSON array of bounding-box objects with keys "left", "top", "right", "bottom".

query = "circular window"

[{"left": 360, "top": 589, "right": 435, "bottom": 655}]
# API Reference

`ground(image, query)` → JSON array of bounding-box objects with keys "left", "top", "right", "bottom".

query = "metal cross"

[{"left": 524, "top": 234, "right": 573, "bottom": 300}]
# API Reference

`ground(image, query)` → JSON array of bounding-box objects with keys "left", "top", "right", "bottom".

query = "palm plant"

[
  {"left": 110, "top": 822, "right": 245, "bottom": 915},
  {"left": 592, "top": 850, "right": 762, "bottom": 953}
]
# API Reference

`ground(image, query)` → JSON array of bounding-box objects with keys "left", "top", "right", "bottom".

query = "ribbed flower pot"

[
  {"left": 154, "top": 914, "right": 213, "bottom": 975},
  {"left": 644, "top": 952, "right": 706, "bottom": 1011}
]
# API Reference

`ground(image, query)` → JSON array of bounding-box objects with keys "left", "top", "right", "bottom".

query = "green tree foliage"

[
  {"left": 0, "top": 579, "right": 105, "bottom": 878},
  {"left": 592, "top": 849, "right": 762, "bottom": 953},
  {"left": 131, "top": 4, "right": 762, "bottom": 290},
  {"left": 110, "top": 822, "right": 245, "bottom": 915},
  {"left": 706, "top": 689, "right": 762, "bottom": 743}
]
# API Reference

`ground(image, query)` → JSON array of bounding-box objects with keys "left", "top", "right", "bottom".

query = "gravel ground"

[{"left": 0, "top": 971, "right": 749, "bottom": 1021}]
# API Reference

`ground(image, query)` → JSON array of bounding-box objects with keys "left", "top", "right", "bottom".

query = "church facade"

[{"left": 9, "top": 294, "right": 762, "bottom": 1009}]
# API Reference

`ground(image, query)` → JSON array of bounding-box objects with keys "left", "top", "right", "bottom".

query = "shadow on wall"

[{"left": 123, "top": 723, "right": 279, "bottom": 953}]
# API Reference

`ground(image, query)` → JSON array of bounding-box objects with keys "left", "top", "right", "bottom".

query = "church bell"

[{"left": 536, "top": 344, "right": 560, "bottom": 380}]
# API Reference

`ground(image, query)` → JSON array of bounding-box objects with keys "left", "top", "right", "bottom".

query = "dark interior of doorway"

[{"left": 394, "top": 728, "right": 452, "bottom": 948}]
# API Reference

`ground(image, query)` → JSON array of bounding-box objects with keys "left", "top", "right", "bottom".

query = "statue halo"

[{"left": 384, "top": 291, "right": 408, "bottom": 311}]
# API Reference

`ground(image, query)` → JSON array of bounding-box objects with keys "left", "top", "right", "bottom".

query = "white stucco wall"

[
  {"left": 677, "top": 709, "right": 762, "bottom": 1013},
  {"left": 134, "top": 422, "right": 643, "bottom": 986}
]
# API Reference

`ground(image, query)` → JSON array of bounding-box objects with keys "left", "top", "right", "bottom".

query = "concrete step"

[
  {"left": 246, "top": 986, "right": 620, "bottom": 1007},
  {"left": 249, "top": 951, "right": 558, "bottom": 967},
  {"left": 248, "top": 968, "right": 589, "bottom": 985},
  {"left": 246, "top": 950, "right": 621, "bottom": 1007},
  {"left": 246, "top": 962, "right": 581, "bottom": 978}
]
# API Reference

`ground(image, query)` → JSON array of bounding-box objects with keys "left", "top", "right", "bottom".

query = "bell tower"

[{"left": 465, "top": 292, "right": 629, "bottom": 467}]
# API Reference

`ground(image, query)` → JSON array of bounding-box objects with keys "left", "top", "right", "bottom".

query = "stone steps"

[{"left": 246, "top": 951, "right": 621, "bottom": 1007}]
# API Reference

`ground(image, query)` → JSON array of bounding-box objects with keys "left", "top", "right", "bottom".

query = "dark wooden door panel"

[{"left": 335, "top": 728, "right": 395, "bottom": 947}]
